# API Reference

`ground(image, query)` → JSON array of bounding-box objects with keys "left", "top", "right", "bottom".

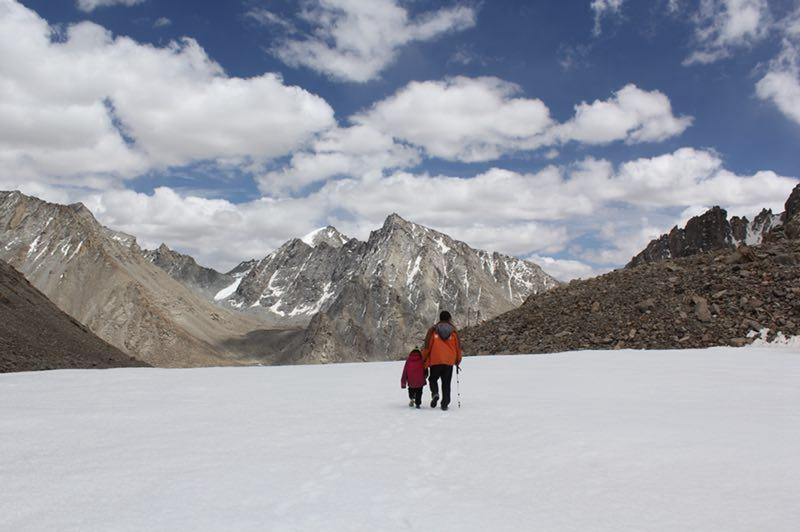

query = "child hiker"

[{"left": 401, "top": 349, "right": 426, "bottom": 408}]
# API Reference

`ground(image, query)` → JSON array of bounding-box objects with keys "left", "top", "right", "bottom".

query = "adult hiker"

[{"left": 422, "top": 310, "right": 463, "bottom": 411}]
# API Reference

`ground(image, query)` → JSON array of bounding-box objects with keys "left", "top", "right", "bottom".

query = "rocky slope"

[
  {"left": 628, "top": 206, "right": 782, "bottom": 267},
  {"left": 0, "top": 259, "right": 149, "bottom": 373},
  {"left": 0, "top": 191, "right": 271, "bottom": 367},
  {"left": 463, "top": 184, "right": 800, "bottom": 355}
]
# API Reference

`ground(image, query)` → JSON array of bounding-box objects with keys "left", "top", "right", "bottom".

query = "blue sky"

[{"left": 2, "top": 0, "right": 799, "bottom": 278}]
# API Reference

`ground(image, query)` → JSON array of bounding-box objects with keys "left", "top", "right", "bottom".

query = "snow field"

[{"left": 1, "top": 347, "right": 799, "bottom": 531}]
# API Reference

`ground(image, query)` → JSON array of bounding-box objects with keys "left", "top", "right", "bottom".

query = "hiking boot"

[
  {"left": 441, "top": 404, "right": 449, "bottom": 411},
  {"left": 415, "top": 404, "right": 421, "bottom": 409},
  {"left": 409, "top": 399, "right": 415, "bottom": 407},
  {"left": 430, "top": 394, "right": 439, "bottom": 408}
]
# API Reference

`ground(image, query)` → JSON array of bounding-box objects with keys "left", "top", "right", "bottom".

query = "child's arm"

[{"left": 401, "top": 359, "right": 408, "bottom": 388}]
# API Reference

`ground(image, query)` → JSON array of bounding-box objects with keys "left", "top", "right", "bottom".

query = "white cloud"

[
  {"left": 76, "top": 0, "right": 144, "bottom": 12},
  {"left": 756, "top": 48, "right": 800, "bottom": 124},
  {"left": 555, "top": 84, "right": 693, "bottom": 145},
  {"left": 756, "top": 9, "right": 800, "bottom": 126},
  {"left": 528, "top": 255, "right": 601, "bottom": 282},
  {"left": 350, "top": 78, "right": 691, "bottom": 164},
  {"left": 591, "top": 0, "right": 626, "bottom": 36},
  {"left": 267, "top": 0, "right": 477, "bottom": 82},
  {"left": 0, "top": 0, "right": 334, "bottom": 185},
  {"left": 353, "top": 77, "right": 553, "bottom": 162},
  {"left": 257, "top": 125, "right": 421, "bottom": 196},
  {"left": 245, "top": 8, "right": 296, "bottom": 32},
  {"left": 684, "top": 0, "right": 771, "bottom": 65}
]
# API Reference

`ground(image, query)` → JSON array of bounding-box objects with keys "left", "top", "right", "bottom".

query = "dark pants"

[
  {"left": 407, "top": 387, "right": 423, "bottom": 406},
  {"left": 428, "top": 364, "right": 453, "bottom": 407}
]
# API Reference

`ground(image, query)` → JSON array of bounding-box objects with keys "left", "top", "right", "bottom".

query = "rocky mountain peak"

[
  {"left": 784, "top": 183, "right": 800, "bottom": 222},
  {"left": 67, "top": 202, "right": 97, "bottom": 222},
  {"left": 628, "top": 202, "right": 785, "bottom": 268},
  {"left": 142, "top": 243, "right": 236, "bottom": 299},
  {"left": 226, "top": 259, "right": 258, "bottom": 277},
  {"left": 375, "top": 213, "right": 422, "bottom": 239},
  {"left": 784, "top": 183, "right": 800, "bottom": 239}
]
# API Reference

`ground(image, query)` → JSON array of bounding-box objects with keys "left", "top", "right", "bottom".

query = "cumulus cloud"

[
  {"left": 555, "top": 84, "right": 693, "bottom": 144},
  {"left": 591, "top": 0, "right": 626, "bottom": 36},
  {"left": 353, "top": 77, "right": 553, "bottom": 162},
  {"left": 684, "top": 0, "right": 771, "bottom": 65},
  {"left": 0, "top": 0, "right": 334, "bottom": 185},
  {"left": 264, "top": 0, "right": 477, "bottom": 82},
  {"left": 257, "top": 125, "right": 421, "bottom": 196},
  {"left": 756, "top": 9, "right": 800, "bottom": 126},
  {"left": 76, "top": 0, "right": 144, "bottom": 12},
  {"left": 347, "top": 78, "right": 691, "bottom": 164}
]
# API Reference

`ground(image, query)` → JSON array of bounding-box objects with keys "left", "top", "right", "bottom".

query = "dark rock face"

[
  {"left": 784, "top": 184, "right": 800, "bottom": 239},
  {"left": 785, "top": 184, "right": 800, "bottom": 222},
  {"left": 462, "top": 234, "right": 800, "bottom": 355},
  {"left": 628, "top": 205, "right": 784, "bottom": 268},
  {"left": 730, "top": 216, "right": 748, "bottom": 243},
  {"left": 0, "top": 259, "right": 149, "bottom": 373},
  {"left": 628, "top": 207, "right": 734, "bottom": 267}
]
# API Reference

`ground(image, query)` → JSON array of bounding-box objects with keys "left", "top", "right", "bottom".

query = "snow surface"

[
  {"left": 1, "top": 347, "right": 799, "bottom": 531},
  {"left": 300, "top": 226, "right": 326, "bottom": 246}
]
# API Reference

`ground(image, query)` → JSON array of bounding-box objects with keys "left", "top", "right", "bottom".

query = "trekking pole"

[{"left": 456, "top": 366, "right": 461, "bottom": 409}]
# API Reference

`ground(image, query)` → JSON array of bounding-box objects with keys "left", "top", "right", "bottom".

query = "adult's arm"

[{"left": 421, "top": 326, "right": 434, "bottom": 368}]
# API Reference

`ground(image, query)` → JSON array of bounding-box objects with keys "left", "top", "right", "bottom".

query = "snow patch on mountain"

[
  {"left": 301, "top": 226, "right": 350, "bottom": 248},
  {"left": 214, "top": 277, "right": 243, "bottom": 301}
]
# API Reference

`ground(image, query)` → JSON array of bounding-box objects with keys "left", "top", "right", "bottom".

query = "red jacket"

[{"left": 401, "top": 350, "right": 426, "bottom": 388}]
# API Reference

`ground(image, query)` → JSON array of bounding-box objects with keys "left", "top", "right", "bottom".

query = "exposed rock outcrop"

[
  {"left": 784, "top": 184, "right": 800, "bottom": 239},
  {"left": 628, "top": 206, "right": 782, "bottom": 267}
]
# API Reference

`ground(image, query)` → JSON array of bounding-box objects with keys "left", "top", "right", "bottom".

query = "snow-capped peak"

[{"left": 300, "top": 226, "right": 349, "bottom": 248}]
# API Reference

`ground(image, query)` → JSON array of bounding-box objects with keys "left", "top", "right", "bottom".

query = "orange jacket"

[{"left": 422, "top": 322, "right": 462, "bottom": 368}]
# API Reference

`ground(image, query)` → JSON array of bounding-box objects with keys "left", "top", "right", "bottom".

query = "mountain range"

[{"left": 0, "top": 190, "right": 558, "bottom": 367}]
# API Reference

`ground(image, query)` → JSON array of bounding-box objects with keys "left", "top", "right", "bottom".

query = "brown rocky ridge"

[
  {"left": 463, "top": 184, "right": 800, "bottom": 355},
  {"left": 1, "top": 259, "right": 149, "bottom": 373}
]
